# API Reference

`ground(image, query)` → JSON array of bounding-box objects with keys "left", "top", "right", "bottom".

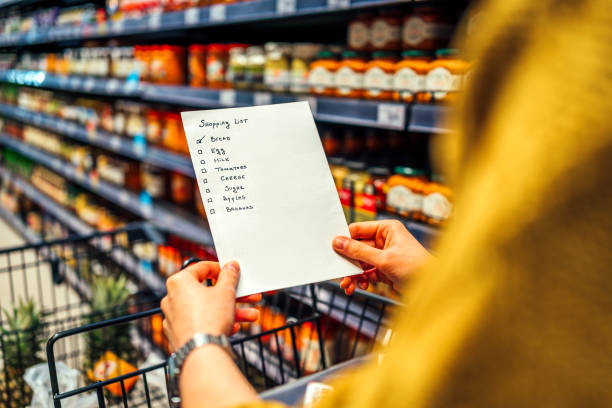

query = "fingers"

[
  {"left": 182, "top": 261, "right": 221, "bottom": 283},
  {"left": 216, "top": 261, "right": 240, "bottom": 292},
  {"left": 237, "top": 293, "right": 262, "bottom": 303},
  {"left": 333, "top": 236, "right": 384, "bottom": 267},
  {"left": 235, "top": 307, "right": 259, "bottom": 322},
  {"left": 349, "top": 222, "right": 384, "bottom": 239}
]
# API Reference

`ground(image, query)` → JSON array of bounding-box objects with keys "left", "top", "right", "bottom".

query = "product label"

[
  {"left": 264, "top": 68, "right": 290, "bottom": 91},
  {"left": 348, "top": 21, "right": 370, "bottom": 49},
  {"left": 309, "top": 66, "right": 335, "bottom": 92},
  {"left": 387, "top": 185, "right": 422, "bottom": 213},
  {"left": 422, "top": 192, "right": 452, "bottom": 221},
  {"left": 207, "top": 59, "right": 225, "bottom": 82},
  {"left": 334, "top": 66, "right": 363, "bottom": 95},
  {"left": 290, "top": 64, "right": 309, "bottom": 93},
  {"left": 403, "top": 17, "right": 453, "bottom": 45},
  {"left": 370, "top": 20, "right": 400, "bottom": 49},
  {"left": 425, "top": 67, "right": 462, "bottom": 98},
  {"left": 393, "top": 67, "right": 424, "bottom": 95},
  {"left": 364, "top": 66, "right": 393, "bottom": 95}
]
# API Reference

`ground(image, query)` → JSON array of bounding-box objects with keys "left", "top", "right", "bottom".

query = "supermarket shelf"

[
  {"left": 0, "top": 134, "right": 213, "bottom": 247},
  {"left": 408, "top": 104, "right": 450, "bottom": 133},
  {"left": 0, "top": 203, "right": 40, "bottom": 243},
  {"left": 0, "top": 169, "right": 167, "bottom": 294},
  {"left": 0, "top": 0, "right": 411, "bottom": 47},
  {"left": 0, "top": 101, "right": 195, "bottom": 177}
]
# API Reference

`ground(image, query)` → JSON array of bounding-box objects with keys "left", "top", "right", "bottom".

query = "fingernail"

[
  {"left": 333, "top": 236, "right": 348, "bottom": 250},
  {"left": 223, "top": 261, "right": 239, "bottom": 272}
]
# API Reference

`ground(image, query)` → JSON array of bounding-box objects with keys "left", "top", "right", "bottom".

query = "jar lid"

[
  {"left": 189, "top": 44, "right": 206, "bottom": 52},
  {"left": 371, "top": 51, "right": 398, "bottom": 60},
  {"left": 207, "top": 43, "right": 227, "bottom": 52},
  {"left": 401, "top": 50, "right": 428, "bottom": 58},
  {"left": 394, "top": 166, "right": 426, "bottom": 176},
  {"left": 435, "top": 48, "right": 459, "bottom": 56},
  {"left": 317, "top": 50, "right": 336, "bottom": 59},
  {"left": 342, "top": 50, "right": 365, "bottom": 59}
]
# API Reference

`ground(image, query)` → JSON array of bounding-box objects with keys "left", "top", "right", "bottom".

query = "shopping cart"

[
  {"left": 0, "top": 223, "right": 166, "bottom": 408},
  {"left": 46, "top": 267, "right": 399, "bottom": 407}
]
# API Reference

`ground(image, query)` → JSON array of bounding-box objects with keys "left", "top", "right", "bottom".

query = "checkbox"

[
  {"left": 200, "top": 160, "right": 205, "bottom": 164},
  {"left": 203, "top": 178, "right": 207, "bottom": 184},
  {"left": 198, "top": 149, "right": 202, "bottom": 154},
  {"left": 207, "top": 198, "right": 212, "bottom": 203},
  {"left": 205, "top": 188, "right": 210, "bottom": 193},
  {"left": 201, "top": 168, "right": 207, "bottom": 173},
  {"left": 210, "top": 209, "right": 215, "bottom": 214}
]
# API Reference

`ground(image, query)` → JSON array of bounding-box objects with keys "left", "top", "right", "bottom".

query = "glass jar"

[
  {"left": 188, "top": 44, "right": 207, "bottom": 87},
  {"left": 368, "top": 166, "right": 390, "bottom": 215},
  {"left": 206, "top": 44, "right": 229, "bottom": 89},
  {"left": 341, "top": 160, "right": 370, "bottom": 223},
  {"left": 309, "top": 50, "right": 339, "bottom": 96},
  {"left": 348, "top": 13, "right": 372, "bottom": 51},
  {"left": 386, "top": 166, "right": 427, "bottom": 220},
  {"left": 227, "top": 44, "right": 248, "bottom": 89},
  {"left": 329, "top": 157, "right": 349, "bottom": 194},
  {"left": 422, "top": 174, "right": 452, "bottom": 225},
  {"left": 264, "top": 42, "right": 292, "bottom": 92},
  {"left": 423, "top": 48, "right": 468, "bottom": 103},
  {"left": 334, "top": 51, "right": 367, "bottom": 98},
  {"left": 245, "top": 46, "right": 265, "bottom": 90},
  {"left": 141, "top": 164, "right": 167, "bottom": 200},
  {"left": 290, "top": 43, "right": 321, "bottom": 94},
  {"left": 393, "top": 50, "right": 431, "bottom": 103},
  {"left": 363, "top": 51, "right": 397, "bottom": 100},
  {"left": 171, "top": 172, "right": 194, "bottom": 205},
  {"left": 370, "top": 10, "right": 402, "bottom": 51},
  {"left": 163, "top": 112, "right": 189, "bottom": 155},
  {"left": 146, "top": 110, "right": 163, "bottom": 145},
  {"left": 402, "top": 8, "right": 454, "bottom": 50}
]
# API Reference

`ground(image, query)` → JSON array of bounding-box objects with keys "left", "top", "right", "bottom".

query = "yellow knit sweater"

[{"left": 241, "top": 0, "right": 612, "bottom": 406}]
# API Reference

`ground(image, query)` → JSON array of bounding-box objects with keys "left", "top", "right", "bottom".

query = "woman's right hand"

[{"left": 332, "top": 220, "right": 432, "bottom": 295}]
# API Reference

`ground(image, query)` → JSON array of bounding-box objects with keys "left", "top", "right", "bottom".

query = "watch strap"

[{"left": 174, "top": 333, "right": 235, "bottom": 369}]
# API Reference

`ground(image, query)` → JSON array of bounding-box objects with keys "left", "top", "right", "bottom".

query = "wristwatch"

[{"left": 166, "top": 333, "right": 235, "bottom": 407}]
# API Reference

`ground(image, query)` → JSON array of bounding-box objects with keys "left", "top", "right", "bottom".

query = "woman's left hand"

[{"left": 161, "top": 261, "right": 261, "bottom": 352}]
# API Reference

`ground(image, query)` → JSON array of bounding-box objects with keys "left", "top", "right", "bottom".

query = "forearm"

[{"left": 180, "top": 345, "right": 260, "bottom": 408}]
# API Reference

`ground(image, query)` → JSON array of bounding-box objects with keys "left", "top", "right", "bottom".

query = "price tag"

[
  {"left": 254, "top": 92, "right": 272, "bottom": 105},
  {"left": 83, "top": 77, "right": 95, "bottom": 91},
  {"left": 106, "top": 78, "right": 119, "bottom": 94},
  {"left": 377, "top": 103, "right": 405, "bottom": 129},
  {"left": 59, "top": 76, "right": 69, "bottom": 89},
  {"left": 276, "top": 0, "right": 296, "bottom": 15},
  {"left": 148, "top": 11, "right": 162, "bottom": 29},
  {"left": 110, "top": 136, "right": 121, "bottom": 150},
  {"left": 66, "top": 122, "right": 78, "bottom": 136},
  {"left": 209, "top": 5, "right": 226, "bottom": 22},
  {"left": 33, "top": 114, "right": 42, "bottom": 126},
  {"left": 57, "top": 120, "right": 67, "bottom": 134},
  {"left": 219, "top": 90, "right": 236, "bottom": 106},
  {"left": 297, "top": 95, "right": 317, "bottom": 114},
  {"left": 185, "top": 8, "right": 200, "bottom": 25},
  {"left": 70, "top": 77, "right": 81, "bottom": 89},
  {"left": 327, "top": 0, "right": 350, "bottom": 9},
  {"left": 112, "top": 19, "right": 124, "bottom": 33}
]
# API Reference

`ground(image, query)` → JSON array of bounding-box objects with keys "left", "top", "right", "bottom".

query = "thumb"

[
  {"left": 333, "top": 236, "right": 383, "bottom": 267},
  {"left": 217, "top": 261, "right": 240, "bottom": 293}
]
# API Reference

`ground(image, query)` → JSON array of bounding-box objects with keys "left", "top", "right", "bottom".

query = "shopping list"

[{"left": 181, "top": 102, "right": 362, "bottom": 297}]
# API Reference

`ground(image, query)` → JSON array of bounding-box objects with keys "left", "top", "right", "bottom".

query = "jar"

[
  {"left": 290, "top": 43, "right": 321, "bottom": 94},
  {"left": 227, "top": 44, "right": 248, "bottom": 89},
  {"left": 348, "top": 13, "right": 372, "bottom": 51},
  {"left": 309, "top": 50, "right": 338, "bottom": 96},
  {"left": 368, "top": 166, "right": 390, "bottom": 214},
  {"left": 206, "top": 44, "right": 229, "bottom": 89},
  {"left": 393, "top": 50, "right": 430, "bottom": 103},
  {"left": 146, "top": 110, "right": 163, "bottom": 145},
  {"left": 264, "top": 42, "right": 292, "bottom": 92},
  {"left": 386, "top": 166, "right": 427, "bottom": 220},
  {"left": 163, "top": 112, "right": 189, "bottom": 155},
  {"left": 188, "top": 44, "right": 207, "bottom": 87},
  {"left": 171, "top": 172, "right": 194, "bottom": 205},
  {"left": 334, "top": 51, "right": 367, "bottom": 98},
  {"left": 402, "top": 8, "right": 454, "bottom": 50},
  {"left": 141, "top": 164, "right": 167, "bottom": 200},
  {"left": 423, "top": 48, "right": 468, "bottom": 103},
  {"left": 149, "top": 45, "right": 163, "bottom": 83},
  {"left": 245, "top": 46, "right": 265, "bottom": 90},
  {"left": 370, "top": 11, "right": 402, "bottom": 51},
  {"left": 320, "top": 125, "right": 342, "bottom": 157},
  {"left": 341, "top": 161, "right": 370, "bottom": 223},
  {"left": 161, "top": 45, "right": 185, "bottom": 85},
  {"left": 329, "top": 157, "right": 348, "bottom": 193},
  {"left": 363, "top": 51, "right": 397, "bottom": 100},
  {"left": 342, "top": 127, "right": 365, "bottom": 161},
  {"left": 422, "top": 174, "right": 452, "bottom": 225}
]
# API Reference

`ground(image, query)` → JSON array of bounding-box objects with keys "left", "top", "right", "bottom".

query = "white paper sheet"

[{"left": 181, "top": 102, "right": 361, "bottom": 296}]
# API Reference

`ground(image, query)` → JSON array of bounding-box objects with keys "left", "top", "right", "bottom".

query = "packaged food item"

[
  {"left": 162, "top": 112, "right": 189, "bottom": 154},
  {"left": 367, "top": 166, "right": 390, "bottom": 214},
  {"left": 141, "top": 164, "right": 167, "bottom": 200},
  {"left": 423, "top": 48, "right": 468, "bottom": 102},
  {"left": 334, "top": 51, "right": 367, "bottom": 98},
  {"left": 309, "top": 50, "right": 339, "bottom": 96},
  {"left": 245, "top": 46, "right": 265, "bottom": 90},
  {"left": 97, "top": 155, "right": 141, "bottom": 191},
  {"left": 290, "top": 43, "right": 321, "bottom": 94},
  {"left": 329, "top": 157, "right": 348, "bottom": 193},
  {"left": 369, "top": 10, "right": 402, "bottom": 51},
  {"left": 146, "top": 110, "right": 164, "bottom": 144},
  {"left": 188, "top": 44, "right": 207, "bottom": 87},
  {"left": 402, "top": 8, "right": 454, "bottom": 50},
  {"left": 171, "top": 172, "right": 194, "bottom": 205},
  {"left": 264, "top": 42, "right": 292, "bottom": 92},
  {"left": 348, "top": 13, "right": 372, "bottom": 51},
  {"left": 363, "top": 51, "right": 397, "bottom": 100},
  {"left": 422, "top": 174, "right": 452, "bottom": 225},
  {"left": 386, "top": 166, "right": 427, "bottom": 220},
  {"left": 343, "top": 161, "right": 371, "bottom": 222},
  {"left": 206, "top": 44, "right": 229, "bottom": 88},
  {"left": 393, "top": 50, "right": 430, "bottom": 102},
  {"left": 320, "top": 125, "right": 342, "bottom": 157},
  {"left": 87, "top": 351, "right": 138, "bottom": 397},
  {"left": 227, "top": 44, "right": 248, "bottom": 89}
]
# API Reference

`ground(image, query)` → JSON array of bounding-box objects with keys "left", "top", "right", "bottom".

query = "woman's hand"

[
  {"left": 161, "top": 261, "right": 261, "bottom": 352},
  {"left": 332, "top": 220, "right": 432, "bottom": 295}
]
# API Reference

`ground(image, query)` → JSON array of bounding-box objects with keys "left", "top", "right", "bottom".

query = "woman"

[{"left": 161, "top": 0, "right": 612, "bottom": 406}]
